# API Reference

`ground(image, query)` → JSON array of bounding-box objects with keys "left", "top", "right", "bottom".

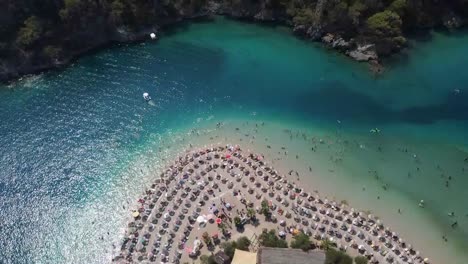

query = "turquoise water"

[{"left": 1, "top": 17, "right": 468, "bottom": 263}]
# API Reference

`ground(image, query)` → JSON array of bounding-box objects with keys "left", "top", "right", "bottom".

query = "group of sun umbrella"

[{"left": 114, "top": 144, "right": 430, "bottom": 264}]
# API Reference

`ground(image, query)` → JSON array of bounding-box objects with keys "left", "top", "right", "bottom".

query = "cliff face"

[
  {"left": 1, "top": 0, "right": 468, "bottom": 82},
  {"left": 0, "top": 0, "right": 209, "bottom": 82}
]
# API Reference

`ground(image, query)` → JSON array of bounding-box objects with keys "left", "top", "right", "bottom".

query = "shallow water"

[{"left": 1, "top": 17, "right": 468, "bottom": 263}]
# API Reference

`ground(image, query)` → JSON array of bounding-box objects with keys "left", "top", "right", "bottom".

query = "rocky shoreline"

[
  {"left": 0, "top": 14, "right": 205, "bottom": 84},
  {"left": 0, "top": 16, "right": 382, "bottom": 84},
  {"left": 1, "top": 0, "right": 466, "bottom": 83},
  {"left": 0, "top": 14, "right": 385, "bottom": 83}
]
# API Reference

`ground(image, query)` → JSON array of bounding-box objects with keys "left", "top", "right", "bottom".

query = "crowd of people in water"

[{"left": 114, "top": 144, "right": 433, "bottom": 264}]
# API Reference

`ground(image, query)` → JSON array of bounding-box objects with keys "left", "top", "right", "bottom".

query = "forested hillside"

[{"left": 1, "top": 0, "right": 467, "bottom": 81}]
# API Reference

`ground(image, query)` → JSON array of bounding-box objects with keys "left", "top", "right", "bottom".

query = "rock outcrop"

[
  {"left": 347, "top": 44, "right": 378, "bottom": 62},
  {"left": 443, "top": 13, "right": 464, "bottom": 30}
]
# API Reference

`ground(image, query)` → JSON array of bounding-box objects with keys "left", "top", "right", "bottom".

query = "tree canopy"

[
  {"left": 290, "top": 232, "right": 313, "bottom": 251},
  {"left": 355, "top": 256, "right": 369, "bottom": 264},
  {"left": 236, "top": 236, "right": 251, "bottom": 250},
  {"left": 258, "top": 229, "right": 288, "bottom": 248},
  {"left": 367, "top": 10, "right": 402, "bottom": 36},
  {"left": 324, "top": 248, "right": 353, "bottom": 264},
  {"left": 16, "top": 16, "right": 43, "bottom": 47}
]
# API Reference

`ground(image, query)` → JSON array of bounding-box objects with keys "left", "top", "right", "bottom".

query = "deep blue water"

[{"left": 1, "top": 17, "right": 468, "bottom": 263}]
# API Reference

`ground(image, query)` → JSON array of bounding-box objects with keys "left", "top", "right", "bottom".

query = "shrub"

[
  {"left": 200, "top": 254, "right": 216, "bottom": 264},
  {"left": 393, "top": 36, "right": 407, "bottom": 46},
  {"left": 221, "top": 241, "right": 237, "bottom": 259},
  {"left": 320, "top": 238, "right": 335, "bottom": 251},
  {"left": 389, "top": 0, "right": 407, "bottom": 15},
  {"left": 247, "top": 208, "right": 256, "bottom": 219},
  {"left": 259, "top": 229, "right": 288, "bottom": 248},
  {"left": 202, "top": 231, "right": 211, "bottom": 245},
  {"left": 290, "top": 232, "right": 312, "bottom": 251},
  {"left": 348, "top": 1, "right": 367, "bottom": 24},
  {"left": 236, "top": 236, "right": 251, "bottom": 250},
  {"left": 234, "top": 216, "right": 241, "bottom": 226},
  {"left": 43, "top": 46, "right": 62, "bottom": 60},
  {"left": 16, "top": 16, "right": 43, "bottom": 47},
  {"left": 366, "top": 10, "right": 402, "bottom": 36},
  {"left": 325, "top": 248, "right": 353, "bottom": 264},
  {"left": 260, "top": 200, "right": 270, "bottom": 217},
  {"left": 292, "top": 8, "right": 316, "bottom": 26},
  {"left": 110, "top": 0, "right": 126, "bottom": 24},
  {"left": 355, "top": 256, "right": 369, "bottom": 264}
]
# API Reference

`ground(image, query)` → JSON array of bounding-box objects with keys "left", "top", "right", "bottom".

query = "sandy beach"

[
  {"left": 115, "top": 143, "right": 432, "bottom": 264},
  {"left": 108, "top": 116, "right": 468, "bottom": 264}
]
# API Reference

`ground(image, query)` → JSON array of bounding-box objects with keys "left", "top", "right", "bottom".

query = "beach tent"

[{"left": 231, "top": 249, "right": 257, "bottom": 264}]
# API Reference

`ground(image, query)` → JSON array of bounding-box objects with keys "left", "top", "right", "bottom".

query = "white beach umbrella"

[{"left": 196, "top": 215, "right": 205, "bottom": 223}]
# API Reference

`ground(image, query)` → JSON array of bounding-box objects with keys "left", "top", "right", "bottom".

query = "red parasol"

[{"left": 216, "top": 218, "right": 222, "bottom": 224}]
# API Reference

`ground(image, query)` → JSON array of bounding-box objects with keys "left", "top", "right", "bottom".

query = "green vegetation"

[
  {"left": 325, "top": 248, "right": 353, "bottom": 264},
  {"left": 258, "top": 229, "right": 288, "bottom": 248},
  {"left": 221, "top": 241, "right": 237, "bottom": 259},
  {"left": 202, "top": 231, "right": 212, "bottom": 246},
  {"left": 260, "top": 200, "right": 271, "bottom": 218},
  {"left": 355, "top": 256, "right": 369, "bottom": 264},
  {"left": 234, "top": 216, "right": 242, "bottom": 226},
  {"left": 367, "top": 10, "right": 402, "bottom": 36},
  {"left": 247, "top": 208, "right": 256, "bottom": 219},
  {"left": 200, "top": 254, "right": 216, "bottom": 264},
  {"left": 236, "top": 236, "right": 251, "bottom": 250},
  {"left": 292, "top": 8, "right": 316, "bottom": 26},
  {"left": 2, "top": 0, "right": 468, "bottom": 81},
  {"left": 290, "top": 232, "right": 313, "bottom": 251},
  {"left": 220, "top": 236, "right": 250, "bottom": 260},
  {"left": 16, "top": 16, "right": 43, "bottom": 47},
  {"left": 43, "top": 46, "right": 62, "bottom": 60},
  {"left": 320, "top": 238, "right": 335, "bottom": 251},
  {"left": 348, "top": 1, "right": 367, "bottom": 25},
  {"left": 389, "top": 0, "right": 407, "bottom": 16}
]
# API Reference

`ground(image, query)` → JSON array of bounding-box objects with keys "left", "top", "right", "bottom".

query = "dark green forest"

[{"left": 1, "top": 0, "right": 468, "bottom": 81}]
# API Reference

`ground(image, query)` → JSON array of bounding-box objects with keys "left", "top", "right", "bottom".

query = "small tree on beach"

[
  {"left": 355, "top": 256, "right": 368, "bottom": 264},
  {"left": 221, "top": 241, "right": 237, "bottom": 259},
  {"left": 236, "top": 236, "right": 251, "bottom": 250},
  {"left": 202, "top": 232, "right": 211, "bottom": 246},
  {"left": 218, "top": 222, "right": 226, "bottom": 231},
  {"left": 260, "top": 200, "right": 271, "bottom": 218},
  {"left": 200, "top": 254, "right": 216, "bottom": 264},
  {"left": 325, "top": 248, "right": 353, "bottom": 264},
  {"left": 247, "top": 208, "right": 256, "bottom": 220},
  {"left": 321, "top": 238, "right": 335, "bottom": 251},
  {"left": 234, "top": 216, "right": 241, "bottom": 226},
  {"left": 259, "top": 229, "right": 288, "bottom": 248},
  {"left": 290, "top": 232, "right": 312, "bottom": 251}
]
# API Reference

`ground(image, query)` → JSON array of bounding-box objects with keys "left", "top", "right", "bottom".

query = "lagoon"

[{"left": 0, "top": 17, "right": 467, "bottom": 263}]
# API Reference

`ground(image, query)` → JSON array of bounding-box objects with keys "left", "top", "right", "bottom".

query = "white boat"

[{"left": 143, "top": 92, "right": 151, "bottom": 101}]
